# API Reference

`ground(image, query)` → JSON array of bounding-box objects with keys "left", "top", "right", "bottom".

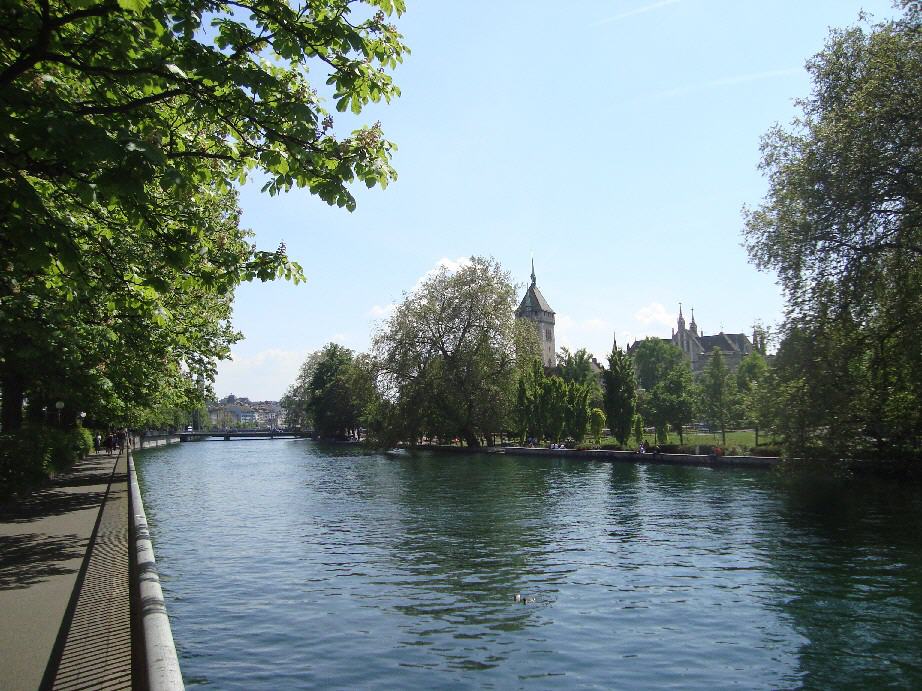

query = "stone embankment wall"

[
  {"left": 426, "top": 444, "right": 780, "bottom": 469},
  {"left": 128, "top": 454, "right": 184, "bottom": 690},
  {"left": 131, "top": 433, "right": 181, "bottom": 449}
]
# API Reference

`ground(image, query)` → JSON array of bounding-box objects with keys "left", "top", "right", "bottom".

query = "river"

[{"left": 135, "top": 440, "right": 922, "bottom": 689}]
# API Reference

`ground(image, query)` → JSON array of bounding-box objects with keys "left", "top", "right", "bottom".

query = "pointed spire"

[
  {"left": 689, "top": 307, "right": 698, "bottom": 335},
  {"left": 677, "top": 302, "right": 686, "bottom": 331},
  {"left": 612, "top": 330, "right": 618, "bottom": 353},
  {"left": 530, "top": 258, "right": 536, "bottom": 286}
]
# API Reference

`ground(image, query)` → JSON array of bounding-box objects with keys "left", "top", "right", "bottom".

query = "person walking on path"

[{"left": 93, "top": 433, "right": 101, "bottom": 454}]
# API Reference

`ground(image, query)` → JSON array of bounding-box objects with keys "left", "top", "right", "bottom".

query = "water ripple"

[{"left": 136, "top": 442, "right": 922, "bottom": 689}]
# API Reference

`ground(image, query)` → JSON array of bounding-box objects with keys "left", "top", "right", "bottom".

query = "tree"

[
  {"left": 743, "top": 8, "right": 921, "bottom": 459},
  {"left": 281, "top": 350, "right": 324, "bottom": 429},
  {"left": 557, "top": 346, "right": 602, "bottom": 404},
  {"left": 631, "top": 338, "right": 685, "bottom": 390},
  {"left": 589, "top": 408, "right": 606, "bottom": 445},
  {"left": 643, "top": 363, "right": 695, "bottom": 444},
  {"left": 736, "top": 352, "right": 770, "bottom": 446},
  {"left": 632, "top": 413, "right": 644, "bottom": 447},
  {"left": 1, "top": 0, "right": 406, "bottom": 435},
  {"left": 699, "top": 348, "right": 739, "bottom": 446},
  {"left": 564, "top": 381, "right": 591, "bottom": 443},
  {"left": 602, "top": 340, "right": 636, "bottom": 446},
  {"left": 542, "top": 376, "right": 568, "bottom": 443},
  {"left": 512, "top": 357, "right": 544, "bottom": 442},
  {"left": 307, "top": 343, "right": 358, "bottom": 439},
  {"left": 372, "top": 257, "right": 519, "bottom": 447}
]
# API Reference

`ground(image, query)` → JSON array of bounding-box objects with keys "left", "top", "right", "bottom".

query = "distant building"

[
  {"left": 515, "top": 261, "right": 556, "bottom": 368},
  {"left": 208, "top": 396, "right": 282, "bottom": 428},
  {"left": 630, "top": 305, "right": 755, "bottom": 375}
]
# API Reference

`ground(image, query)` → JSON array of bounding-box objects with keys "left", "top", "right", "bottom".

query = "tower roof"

[
  {"left": 518, "top": 283, "right": 554, "bottom": 314},
  {"left": 516, "top": 262, "right": 554, "bottom": 315}
]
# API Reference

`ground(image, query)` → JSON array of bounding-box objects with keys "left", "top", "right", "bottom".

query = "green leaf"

[{"left": 117, "top": 0, "right": 150, "bottom": 12}]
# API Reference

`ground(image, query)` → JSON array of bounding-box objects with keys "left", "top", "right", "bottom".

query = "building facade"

[
  {"left": 515, "top": 261, "right": 556, "bottom": 368},
  {"left": 650, "top": 305, "right": 755, "bottom": 375}
]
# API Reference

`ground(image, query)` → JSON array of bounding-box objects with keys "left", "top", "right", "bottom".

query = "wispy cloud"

[
  {"left": 555, "top": 314, "right": 615, "bottom": 362},
  {"left": 592, "top": 0, "right": 681, "bottom": 27},
  {"left": 366, "top": 257, "right": 471, "bottom": 325},
  {"left": 411, "top": 256, "right": 471, "bottom": 293},
  {"left": 634, "top": 302, "right": 674, "bottom": 327},
  {"left": 216, "top": 347, "right": 310, "bottom": 400},
  {"left": 368, "top": 303, "right": 395, "bottom": 319},
  {"left": 640, "top": 68, "right": 801, "bottom": 102}
]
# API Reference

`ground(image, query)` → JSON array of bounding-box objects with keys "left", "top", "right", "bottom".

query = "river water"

[{"left": 135, "top": 440, "right": 922, "bottom": 689}]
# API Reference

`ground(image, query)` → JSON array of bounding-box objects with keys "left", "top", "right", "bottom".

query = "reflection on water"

[{"left": 136, "top": 442, "right": 922, "bottom": 689}]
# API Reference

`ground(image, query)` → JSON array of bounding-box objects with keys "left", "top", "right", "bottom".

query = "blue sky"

[{"left": 216, "top": 0, "right": 900, "bottom": 401}]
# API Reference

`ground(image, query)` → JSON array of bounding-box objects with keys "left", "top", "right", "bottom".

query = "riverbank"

[
  {"left": 417, "top": 443, "right": 922, "bottom": 478},
  {"left": 418, "top": 443, "right": 780, "bottom": 469}
]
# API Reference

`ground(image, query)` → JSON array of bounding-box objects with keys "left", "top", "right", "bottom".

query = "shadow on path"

[{"left": 0, "top": 533, "right": 85, "bottom": 591}]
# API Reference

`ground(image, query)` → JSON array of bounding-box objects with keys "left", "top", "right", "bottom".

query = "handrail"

[{"left": 128, "top": 453, "right": 185, "bottom": 690}]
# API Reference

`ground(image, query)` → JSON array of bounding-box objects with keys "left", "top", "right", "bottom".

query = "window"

[{"left": 545, "top": 328, "right": 552, "bottom": 340}]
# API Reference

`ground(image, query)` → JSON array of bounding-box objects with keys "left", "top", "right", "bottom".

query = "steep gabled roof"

[
  {"left": 518, "top": 283, "right": 554, "bottom": 314},
  {"left": 516, "top": 261, "right": 554, "bottom": 315},
  {"left": 697, "top": 332, "right": 751, "bottom": 355}
]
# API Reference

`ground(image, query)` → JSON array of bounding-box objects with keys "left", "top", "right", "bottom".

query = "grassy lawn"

[{"left": 593, "top": 429, "right": 781, "bottom": 452}]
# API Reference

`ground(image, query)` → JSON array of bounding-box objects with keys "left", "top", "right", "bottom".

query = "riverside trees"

[
  {"left": 743, "top": 7, "right": 921, "bottom": 459},
  {"left": 372, "top": 257, "right": 522, "bottom": 447},
  {"left": 601, "top": 340, "right": 635, "bottom": 446},
  {"left": 0, "top": 0, "right": 407, "bottom": 436},
  {"left": 630, "top": 338, "right": 695, "bottom": 443},
  {"left": 281, "top": 344, "right": 373, "bottom": 438}
]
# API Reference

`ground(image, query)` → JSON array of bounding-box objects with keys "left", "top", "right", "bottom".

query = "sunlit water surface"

[{"left": 135, "top": 441, "right": 922, "bottom": 689}]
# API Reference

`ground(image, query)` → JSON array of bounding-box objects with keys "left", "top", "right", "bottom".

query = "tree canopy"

[
  {"left": 0, "top": 0, "right": 407, "bottom": 432},
  {"left": 372, "top": 257, "right": 521, "bottom": 447},
  {"left": 602, "top": 340, "right": 636, "bottom": 446},
  {"left": 631, "top": 338, "right": 684, "bottom": 390},
  {"left": 743, "top": 8, "right": 921, "bottom": 459},
  {"left": 698, "top": 348, "right": 738, "bottom": 445}
]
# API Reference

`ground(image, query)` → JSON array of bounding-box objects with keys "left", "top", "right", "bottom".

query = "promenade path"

[{"left": 0, "top": 449, "right": 132, "bottom": 690}]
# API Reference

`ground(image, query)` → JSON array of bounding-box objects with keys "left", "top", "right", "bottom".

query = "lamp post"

[
  {"left": 79, "top": 411, "right": 87, "bottom": 427},
  {"left": 55, "top": 400, "right": 64, "bottom": 426}
]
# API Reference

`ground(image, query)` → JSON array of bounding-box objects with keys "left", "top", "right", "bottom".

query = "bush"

[
  {"left": 601, "top": 443, "right": 624, "bottom": 451},
  {"left": 750, "top": 445, "right": 782, "bottom": 457},
  {"left": 0, "top": 431, "right": 51, "bottom": 498},
  {"left": 75, "top": 427, "right": 93, "bottom": 458},
  {"left": 0, "top": 425, "right": 90, "bottom": 499}
]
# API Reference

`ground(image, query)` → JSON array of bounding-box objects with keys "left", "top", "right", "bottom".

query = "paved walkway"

[{"left": 0, "top": 450, "right": 132, "bottom": 691}]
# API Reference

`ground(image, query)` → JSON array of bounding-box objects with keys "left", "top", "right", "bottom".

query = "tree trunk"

[
  {"left": 755, "top": 425, "right": 759, "bottom": 447},
  {"left": 1, "top": 368, "right": 24, "bottom": 432}
]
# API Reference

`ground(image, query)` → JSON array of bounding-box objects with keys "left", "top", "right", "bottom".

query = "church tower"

[{"left": 515, "top": 260, "right": 556, "bottom": 368}]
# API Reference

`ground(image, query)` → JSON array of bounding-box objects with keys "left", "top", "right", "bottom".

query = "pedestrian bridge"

[{"left": 178, "top": 430, "right": 313, "bottom": 441}]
